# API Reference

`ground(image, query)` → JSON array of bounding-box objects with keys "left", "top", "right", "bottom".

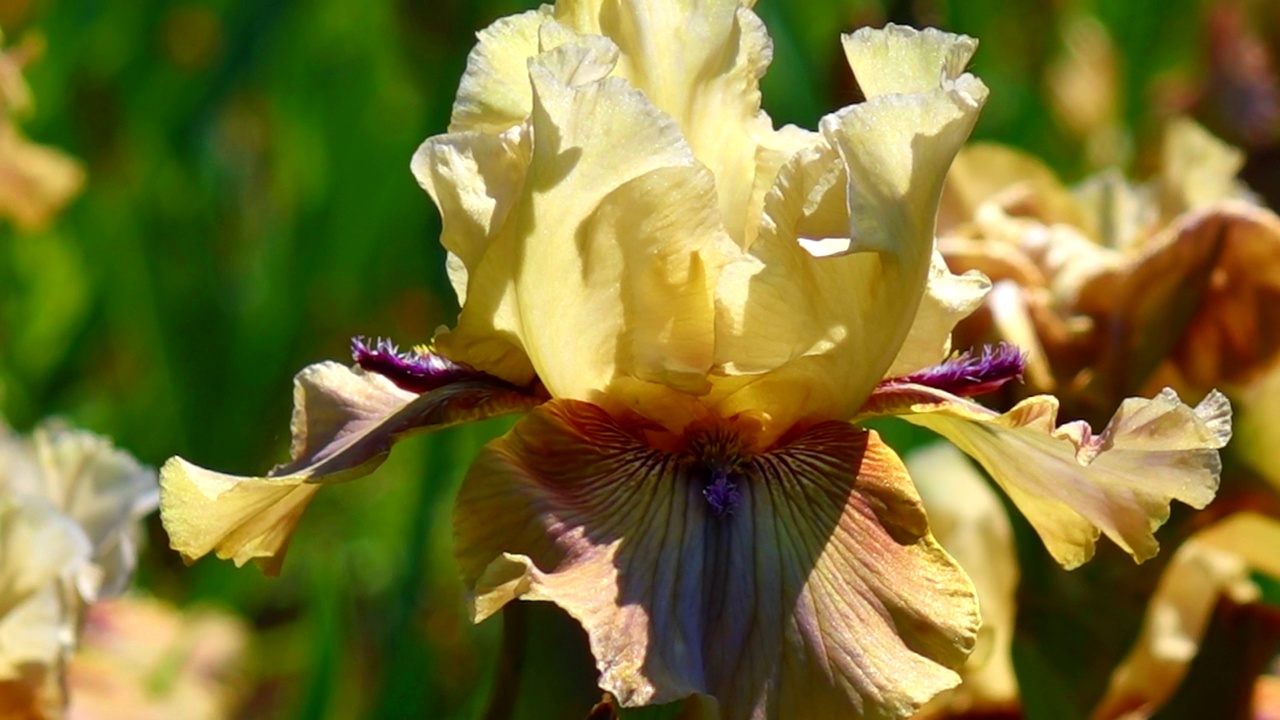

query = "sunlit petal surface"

[
  {"left": 712, "top": 26, "right": 988, "bottom": 434},
  {"left": 160, "top": 359, "right": 538, "bottom": 573},
  {"left": 455, "top": 400, "right": 979, "bottom": 719},
  {"left": 861, "top": 383, "right": 1230, "bottom": 568}
]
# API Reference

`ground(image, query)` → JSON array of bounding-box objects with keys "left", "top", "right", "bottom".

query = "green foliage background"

[{"left": 0, "top": 0, "right": 1264, "bottom": 717}]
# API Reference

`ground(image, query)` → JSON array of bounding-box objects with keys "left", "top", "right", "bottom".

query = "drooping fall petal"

[
  {"left": 860, "top": 382, "right": 1230, "bottom": 569},
  {"left": 160, "top": 360, "right": 538, "bottom": 574},
  {"left": 712, "top": 25, "right": 988, "bottom": 433},
  {"left": 455, "top": 400, "right": 979, "bottom": 719}
]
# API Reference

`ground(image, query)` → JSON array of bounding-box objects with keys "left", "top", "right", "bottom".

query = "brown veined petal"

[
  {"left": 859, "top": 383, "right": 1230, "bottom": 569},
  {"left": 1093, "top": 513, "right": 1280, "bottom": 720},
  {"left": 159, "top": 361, "right": 538, "bottom": 574},
  {"left": 455, "top": 400, "right": 979, "bottom": 720}
]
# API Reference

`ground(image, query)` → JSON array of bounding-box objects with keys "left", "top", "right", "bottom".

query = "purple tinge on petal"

[
  {"left": 701, "top": 466, "right": 741, "bottom": 517},
  {"left": 892, "top": 343, "right": 1026, "bottom": 397},
  {"left": 351, "top": 336, "right": 501, "bottom": 394}
]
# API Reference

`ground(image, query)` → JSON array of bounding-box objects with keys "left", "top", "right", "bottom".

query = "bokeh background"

[{"left": 2, "top": 0, "right": 1279, "bottom": 717}]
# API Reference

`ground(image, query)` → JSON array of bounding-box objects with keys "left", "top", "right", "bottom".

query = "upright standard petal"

[
  {"left": 455, "top": 400, "right": 978, "bottom": 719},
  {"left": 860, "top": 383, "right": 1230, "bottom": 569},
  {"left": 434, "top": 38, "right": 737, "bottom": 418},
  {"left": 713, "top": 25, "right": 988, "bottom": 433},
  {"left": 160, "top": 359, "right": 538, "bottom": 574}
]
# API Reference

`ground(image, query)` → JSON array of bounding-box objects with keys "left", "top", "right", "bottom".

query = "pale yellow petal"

[
  {"left": 1158, "top": 117, "right": 1245, "bottom": 220},
  {"left": 449, "top": 8, "right": 553, "bottom": 133},
  {"left": 551, "top": 1, "right": 802, "bottom": 245},
  {"left": 939, "top": 142, "right": 1084, "bottom": 234},
  {"left": 437, "top": 37, "right": 737, "bottom": 415},
  {"left": 906, "top": 443, "right": 1020, "bottom": 713},
  {"left": 884, "top": 251, "right": 991, "bottom": 378},
  {"left": 0, "top": 498, "right": 88, "bottom": 619},
  {"left": 713, "top": 26, "right": 988, "bottom": 435},
  {"left": 861, "top": 384, "right": 1229, "bottom": 568},
  {"left": 1234, "top": 364, "right": 1280, "bottom": 493},
  {"left": 1093, "top": 513, "right": 1280, "bottom": 720},
  {"left": 411, "top": 124, "right": 530, "bottom": 303}
]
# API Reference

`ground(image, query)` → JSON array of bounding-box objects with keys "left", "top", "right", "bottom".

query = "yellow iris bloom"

[{"left": 159, "top": 3, "right": 1232, "bottom": 717}]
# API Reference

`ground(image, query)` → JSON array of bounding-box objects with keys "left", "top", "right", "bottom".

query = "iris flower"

[{"left": 159, "top": 3, "right": 1232, "bottom": 717}]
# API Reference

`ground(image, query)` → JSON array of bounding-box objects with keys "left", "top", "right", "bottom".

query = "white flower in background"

[{"left": 0, "top": 420, "right": 157, "bottom": 717}]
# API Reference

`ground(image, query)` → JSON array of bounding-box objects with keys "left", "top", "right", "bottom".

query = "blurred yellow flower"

[
  {"left": 0, "top": 31, "right": 84, "bottom": 231},
  {"left": 160, "top": 3, "right": 1233, "bottom": 717}
]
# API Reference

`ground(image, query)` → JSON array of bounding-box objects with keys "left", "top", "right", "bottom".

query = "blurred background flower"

[{"left": 1, "top": 0, "right": 1279, "bottom": 718}]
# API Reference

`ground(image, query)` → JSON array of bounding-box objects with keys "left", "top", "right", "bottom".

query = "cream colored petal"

[
  {"left": 1235, "top": 365, "right": 1280, "bottom": 493},
  {"left": 449, "top": 7, "right": 553, "bottom": 133},
  {"left": 0, "top": 497, "right": 88, "bottom": 619},
  {"left": 22, "top": 424, "right": 157, "bottom": 602},
  {"left": 985, "top": 280, "right": 1055, "bottom": 392},
  {"left": 456, "top": 400, "right": 978, "bottom": 719},
  {"left": 0, "top": 421, "right": 155, "bottom": 605},
  {"left": 411, "top": 124, "right": 530, "bottom": 304},
  {"left": 884, "top": 251, "right": 991, "bottom": 378},
  {"left": 1093, "top": 513, "right": 1280, "bottom": 720},
  {"left": 437, "top": 37, "right": 737, "bottom": 412},
  {"left": 1158, "top": 118, "right": 1245, "bottom": 220},
  {"left": 905, "top": 443, "right": 1020, "bottom": 714},
  {"left": 861, "top": 384, "right": 1230, "bottom": 568},
  {"left": 842, "top": 24, "right": 976, "bottom": 98},
  {"left": 552, "top": 1, "right": 798, "bottom": 245},
  {"left": 160, "top": 361, "right": 538, "bottom": 573},
  {"left": 1072, "top": 168, "right": 1154, "bottom": 252},
  {"left": 713, "top": 26, "right": 988, "bottom": 434},
  {"left": 0, "top": 584, "right": 72, "bottom": 684}
]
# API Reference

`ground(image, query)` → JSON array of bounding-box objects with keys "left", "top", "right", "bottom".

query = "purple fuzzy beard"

[
  {"left": 893, "top": 343, "right": 1026, "bottom": 397},
  {"left": 703, "top": 465, "right": 741, "bottom": 517},
  {"left": 351, "top": 336, "right": 488, "bottom": 394}
]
